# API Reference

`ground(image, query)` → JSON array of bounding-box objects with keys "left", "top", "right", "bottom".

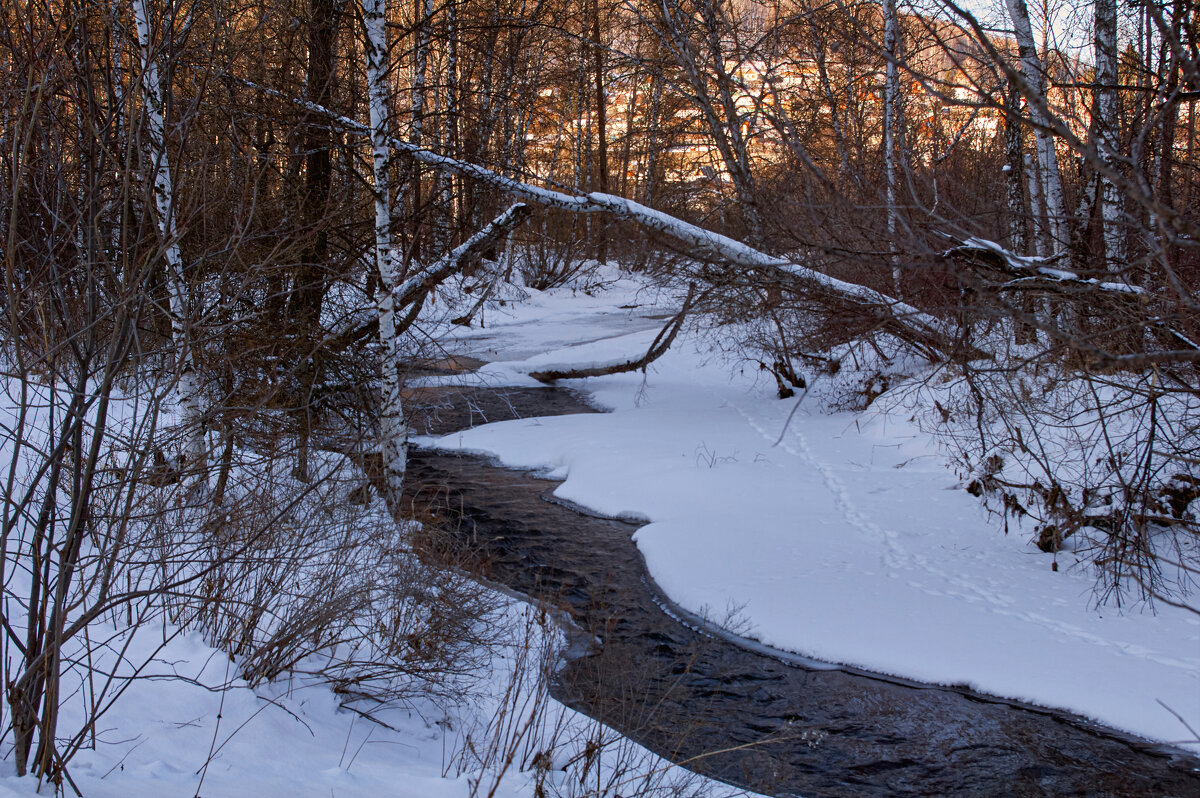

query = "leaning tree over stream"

[{"left": 4, "top": 0, "right": 1200, "bottom": 782}]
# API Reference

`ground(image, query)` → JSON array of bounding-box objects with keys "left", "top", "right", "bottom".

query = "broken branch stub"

[{"left": 528, "top": 284, "right": 698, "bottom": 382}]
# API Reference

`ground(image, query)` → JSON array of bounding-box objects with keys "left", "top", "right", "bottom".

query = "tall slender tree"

[
  {"left": 132, "top": 0, "right": 205, "bottom": 473},
  {"left": 363, "top": 0, "right": 407, "bottom": 508},
  {"left": 883, "top": 0, "right": 902, "bottom": 294},
  {"left": 1006, "top": 0, "right": 1069, "bottom": 256},
  {"left": 1094, "top": 0, "right": 1123, "bottom": 270}
]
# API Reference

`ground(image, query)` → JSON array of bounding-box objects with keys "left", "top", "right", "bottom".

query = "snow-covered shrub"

[
  {"left": 917, "top": 353, "right": 1200, "bottom": 606},
  {"left": 162, "top": 445, "right": 501, "bottom": 697},
  {"left": 692, "top": 283, "right": 1199, "bottom": 611},
  {"left": 0, "top": 355, "right": 509, "bottom": 780},
  {"left": 516, "top": 239, "right": 594, "bottom": 291}
]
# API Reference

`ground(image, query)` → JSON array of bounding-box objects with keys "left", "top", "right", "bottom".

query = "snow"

[
  {"left": 959, "top": 236, "right": 1144, "bottom": 293},
  {"left": 0, "top": 333, "right": 749, "bottom": 796},
  {"left": 4, "top": 265, "right": 1197, "bottom": 796},
  {"left": 0, "top": 597, "right": 740, "bottom": 798},
  {"left": 241, "top": 78, "right": 942, "bottom": 336},
  {"left": 425, "top": 269, "right": 1200, "bottom": 754}
]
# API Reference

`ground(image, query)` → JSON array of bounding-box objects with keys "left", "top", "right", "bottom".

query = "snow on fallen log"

[
  {"left": 945, "top": 237, "right": 1145, "bottom": 295},
  {"left": 527, "top": 285, "right": 696, "bottom": 382},
  {"left": 232, "top": 78, "right": 952, "bottom": 356},
  {"left": 322, "top": 204, "right": 531, "bottom": 351},
  {"left": 393, "top": 203, "right": 531, "bottom": 309}
]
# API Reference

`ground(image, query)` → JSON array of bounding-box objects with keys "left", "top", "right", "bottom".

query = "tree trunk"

[
  {"left": 1006, "top": 0, "right": 1069, "bottom": 257},
  {"left": 363, "top": 0, "right": 407, "bottom": 509},
  {"left": 1094, "top": 0, "right": 1124, "bottom": 270},
  {"left": 410, "top": 0, "right": 429, "bottom": 264},
  {"left": 291, "top": 0, "right": 339, "bottom": 481},
  {"left": 883, "top": 0, "right": 901, "bottom": 296},
  {"left": 1004, "top": 82, "right": 1029, "bottom": 254},
  {"left": 591, "top": 0, "right": 609, "bottom": 263},
  {"left": 133, "top": 0, "right": 205, "bottom": 473}
]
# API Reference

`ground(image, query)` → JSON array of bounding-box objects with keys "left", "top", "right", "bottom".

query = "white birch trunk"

[
  {"left": 1024, "top": 151, "right": 1047, "bottom": 257},
  {"left": 133, "top": 0, "right": 205, "bottom": 473},
  {"left": 446, "top": 0, "right": 460, "bottom": 228},
  {"left": 883, "top": 0, "right": 901, "bottom": 295},
  {"left": 364, "top": 0, "right": 407, "bottom": 507},
  {"left": 1006, "top": 0, "right": 1069, "bottom": 256},
  {"left": 1094, "top": 0, "right": 1124, "bottom": 269}
]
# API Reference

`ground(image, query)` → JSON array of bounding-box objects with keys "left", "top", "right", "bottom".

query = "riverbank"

[
  {"left": 0, "top": 306, "right": 748, "bottom": 798},
  {"left": 423, "top": 267, "right": 1200, "bottom": 756}
]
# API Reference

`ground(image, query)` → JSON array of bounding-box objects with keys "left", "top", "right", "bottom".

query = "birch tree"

[
  {"left": 883, "top": 0, "right": 902, "bottom": 294},
  {"left": 1004, "top": 82, "right": 1028, "bottom": 254},
  {"left": 132, "top": 0, "right": 206, "bottom": 474},
  {"left": 1005, "top": 0, "right": 1068, "bottom": 257},
  {"left": 1094, "top": 0, "right": 1123, "bottom": 269},
  {"left": 652, "top": 0, "right": 766, "bottom": 246},
  {"left": 363, "top": 0, "right": 407, "bottom": 509}
]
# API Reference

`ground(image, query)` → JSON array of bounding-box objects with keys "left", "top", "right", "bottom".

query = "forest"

[{"left": 1, "top": 0, "right": 1198, "bottom": 793}]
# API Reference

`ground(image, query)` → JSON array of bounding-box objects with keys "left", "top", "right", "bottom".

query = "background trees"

[{"left": 3, "top": 0, "right": 1199, "bottom": 782}]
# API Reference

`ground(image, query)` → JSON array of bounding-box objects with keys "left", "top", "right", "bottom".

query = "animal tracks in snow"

[
  {"left": 724, "top": 393, "right": 1199, "bottom": 677},
  {"left": 726, "top": 396, "right": 907, "bottom": 570}
]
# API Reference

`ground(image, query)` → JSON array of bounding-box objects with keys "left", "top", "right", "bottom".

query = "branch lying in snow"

[
  {"left": 944, "top": 237, "right": 1200, "bottom": 371},
  {"left": 945, "top": 237, "right": 1145, "bottom": 296},
  {"left": 233, "top": 77, "right": 953, "bottom": 356},
  {"left": 528, "top": 284, "right": 698, "bottom": 382}
]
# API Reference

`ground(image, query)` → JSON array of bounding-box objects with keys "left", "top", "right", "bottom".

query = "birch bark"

[
  {"left": 1006, "top": 0, "right": 1069, "bottom": 256},
  {"left": 132, "top": 0, "right": 205, "bottom": 473},
  {"left": 883, "top": 0, "right": 901, "bottom": 295},
  {"left": 1004, "top": 83, "right": 1028, "bottom": 253},
  {"left": 363, "top": 0, "right": 407, "bottom": 507},
  {"left": 1094, "top": 0, "right": 1124, "bottom": 269}
]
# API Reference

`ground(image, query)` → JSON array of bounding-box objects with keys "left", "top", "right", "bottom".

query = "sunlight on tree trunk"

[
  {"left": 1006, "top": 0, "right": 1068, "bottom": 257},
  {"left": 883, "top": 0, "right": 901, "bottom": 296},
  {"left": 1094, "top": 0, "right": 1124, "bottom": 270}
]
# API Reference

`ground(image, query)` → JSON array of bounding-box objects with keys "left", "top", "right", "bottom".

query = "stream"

[{"left": 402, "top": 383, "right": 1200, "bottom": 797}]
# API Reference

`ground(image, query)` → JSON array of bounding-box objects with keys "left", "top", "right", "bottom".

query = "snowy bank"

[
  {"left": 0, "top": 344, "right": 750, "bottom": 797},
  {"left": 427, "top": 276, "right": 1200, "bottom": 754}
]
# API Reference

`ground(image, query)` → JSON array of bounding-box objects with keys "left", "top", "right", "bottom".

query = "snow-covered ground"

[
  {"left": 0, "top": 583, "right": 742, "bottom": 798},
  {"left": 424, "top": 268, "right": 1200, "bottom": 755},
  {"left": 4, "top": 266, "right": 1198, "bottom": 797},
  {"left": 0, "top": 295, "right": 749, "bottom": 797}
]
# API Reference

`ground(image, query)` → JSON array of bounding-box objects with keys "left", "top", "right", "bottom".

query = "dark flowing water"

[{"left": 402, "top": 385, "right": 1200, "bottom": 797}]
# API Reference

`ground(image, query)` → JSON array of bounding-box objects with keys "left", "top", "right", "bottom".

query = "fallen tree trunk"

[
  {"left": 324, "top": 203, "right": 532, "bottom": 353},
  {"left": 235, "top": 78, "right": 955, "bottom": 359}
]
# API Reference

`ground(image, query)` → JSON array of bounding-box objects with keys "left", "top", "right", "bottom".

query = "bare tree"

[
  {"left": 132, "top": 0, "right": 206, "bottom": 474},
  {"left": 1005, "top": 0, "right": 1069, "bottom": 256},
  {"left": 1093, "top": 0, "right": 1123, "bottom": 270},
  {"left": 883, "top": 0, "right": 903, "bottom": 293},
  {"left": 363, "top": 0, "right": 408, "bottom": 509}
]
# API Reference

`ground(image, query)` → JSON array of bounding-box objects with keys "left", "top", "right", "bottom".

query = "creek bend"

[{"left": 399, "top": 383, "right": 1200, "bottom": 797}]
